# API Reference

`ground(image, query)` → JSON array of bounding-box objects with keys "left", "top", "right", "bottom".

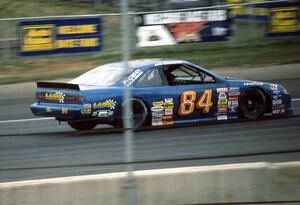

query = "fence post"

[
  {"left": 250, "top": 3, "right": 258, "bottom": 42},
  {"left": 121, "top": 0, "right": 136, "bottom": 205},
  {"left": 2, "top": 20, "right": 11, "bottom": 64}
]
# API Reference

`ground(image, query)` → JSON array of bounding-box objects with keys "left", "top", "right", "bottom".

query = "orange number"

[
  {"left": 196, "top": 89, "right": 213, "bottom": 113},
  {"left": 178, "top": 89, "right": 213, "bottom": 116},
  {"left": 178, "top": 90, "right": 196, "bottom": 116}
]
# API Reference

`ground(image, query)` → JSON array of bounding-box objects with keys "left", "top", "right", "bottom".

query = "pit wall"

[{"left": 0, "top": 162, "right": 299, "bottom": 205}]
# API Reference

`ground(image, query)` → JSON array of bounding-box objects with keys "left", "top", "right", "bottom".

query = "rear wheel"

[
  {"left": 240, "top": 88, "right": 266, "bottom": 119},
  {"left": 114, "top": 99, "right": 148, "bottom": 128},
  {"left": 67, "top": 120, "right": 98, "bottom": 131}
]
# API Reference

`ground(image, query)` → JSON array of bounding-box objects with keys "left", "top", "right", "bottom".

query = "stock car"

[{"left": 30, "top": 59, "right": 292, "bottom": 130}]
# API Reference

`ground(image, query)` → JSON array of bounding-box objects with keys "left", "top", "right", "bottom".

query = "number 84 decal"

[{"left": 178, "top": 89, "right": 213, "bottom": 116}]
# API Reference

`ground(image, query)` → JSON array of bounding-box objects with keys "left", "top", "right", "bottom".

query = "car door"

[
  {"left": 133, "top": 66, "right": 180, "bottom": 126},
  {"left": 159, "top": 63, "right": 229, "bottom": 123}
]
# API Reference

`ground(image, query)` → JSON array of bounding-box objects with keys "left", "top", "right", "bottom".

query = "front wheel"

[
  {"left": 67, "top": 120, "right": 98, "bottom": 131},
  {"left": 239, "top": 88, "right": 267, "bottom": 119}
]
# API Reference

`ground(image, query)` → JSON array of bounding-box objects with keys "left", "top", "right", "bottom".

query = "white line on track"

[
  {"left": 0, "top": 98, "right": 299, "bottom": 124},
  {"left": 0, "top": 117, "right": 54, "bottom": 124}
]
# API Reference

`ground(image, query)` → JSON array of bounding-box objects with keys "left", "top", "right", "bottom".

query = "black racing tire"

[
  {"left": 240, "top": 88, "right": 267, "bottom": 120},
  {"left": 67, "top": 120, "right": 98, "bottom": 131},
  {"left": 114, "top": 99, "right": 148, "bottom": 129}
]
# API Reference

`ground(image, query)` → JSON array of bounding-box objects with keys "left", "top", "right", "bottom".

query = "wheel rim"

[
  {"left": 132, "top": 101, "right": 147, "bottom": 127},
  {"left": 241, "top": 89, "right": 266, "bottom": 118},
  {"left": 244, "top": 93, "right": 263, "bottom": 113}
]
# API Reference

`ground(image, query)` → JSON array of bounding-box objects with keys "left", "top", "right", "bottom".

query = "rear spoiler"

[{"left": 36, "top": 82, "right": 80, "bottom": 90}]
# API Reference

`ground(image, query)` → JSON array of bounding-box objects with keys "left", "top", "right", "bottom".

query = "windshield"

[{"left": 70, "top": 64, "right": 127, "bottom": 86}]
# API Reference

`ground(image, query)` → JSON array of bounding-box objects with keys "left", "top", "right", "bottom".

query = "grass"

[{"left": 0, "top": 1, "right": 300, "bottom": 84}]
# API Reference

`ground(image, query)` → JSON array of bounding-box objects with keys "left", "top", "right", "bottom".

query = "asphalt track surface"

[{"left": 0, "top": 70, "right": 300, "bottom": 182}]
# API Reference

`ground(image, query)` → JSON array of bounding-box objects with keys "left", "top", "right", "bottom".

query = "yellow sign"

[
  {"left": 218, "top": 99, "right": 228, "bottom": 105},
  {"left": 19, "top": 18, "right": 102, "bottom": 56},
  {"left": 81, "top": 109, "right": 92, "bottom": 114},
  {"left": 152, "top": 101, "right": 164, "bottom": 106},
  {"left": 93, "top": 100, "right": 116, "bottom": 109},
  {"left": 226, "top": 0, "right": 269, "bottom": 17},
  {"left": 22, "top": 25, "right": 55, "bottom": 52},
  {"left": 45, "top": 92, "right": 65, "bottom": 103},
  {"left": 56, "top": 38, "right": 99, "bottom": 48},
  {"left": 269, "top": 7, "right": 299, "bottom": 33},
  {"left": 58, "top": 24, "right": 97, "bottom": 35}
]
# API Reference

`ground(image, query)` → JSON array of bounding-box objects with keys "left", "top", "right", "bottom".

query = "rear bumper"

[{"left": 30, "top": 102, "right": 91, "bottom": 121}]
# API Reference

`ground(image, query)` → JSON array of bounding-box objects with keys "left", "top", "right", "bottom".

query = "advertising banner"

[
  {"left": 19, "top": 18, "right": 102, "bottom": 56},
  {"left": 136, "top": 10, "right": 232, "bottom": 47},
  {"left": 266, "top": 2, "right": 300, "bottom": 37},
  {"left": 226, "top": 0, "right": 270, "bottom": 21}
]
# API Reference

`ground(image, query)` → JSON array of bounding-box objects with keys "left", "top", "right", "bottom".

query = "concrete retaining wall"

[{"left": 0, "top": 162, "right": 300, "bottom": 205}]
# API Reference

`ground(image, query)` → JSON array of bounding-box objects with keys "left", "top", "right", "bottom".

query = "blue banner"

[
  {"left": 227, "top": 0, "right": 270, "bottom": 22},
  {"left": 18, "top": 18, "right": 103, "bottom": 56},
  {"left": 266, "top": 1, "right": 300, "bottom": 37}
]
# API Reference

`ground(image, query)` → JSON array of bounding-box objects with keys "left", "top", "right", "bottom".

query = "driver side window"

[
  {"left": 163, "top": 64, "right": 215, "bottom": 86},
  {"left": 134, "top": 68, "right": 163, "bottom": 88}
]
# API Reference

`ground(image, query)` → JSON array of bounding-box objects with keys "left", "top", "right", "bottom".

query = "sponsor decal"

[
  {"left": 228, "top": 91, "right": 240, "bottom": 97},
  {"left": 272, "top": 99, "right": 282, "bottom": 105},
  {"left": 228, "top": 96, "right": 239, "bottom": 101},
  {"left": 61, "top": 107, "right": 68, "bottom": 114},
  {"left": 228, "top": 87, "right": 240, "bottom": 97},
  {"left": 93, "top": 110, "right": 113, "bottom": 117},
  {"left": 218, "top": 92, "right": 227, "bottom": 99},
  {"left": 270, "top": 84, "right": 278, "bottom": 91},
  {"left": 123, "top": 69, "right": 143, "bottom": 85},
  {"left": 218, "top": 104, "right": 227, "bottom": 109},
  {"left": 244, "top": 81, "right": 264, "bottom": 86},
  {"left": 81, "top": 109, "right": 91, "bottom": 114},
  {"left": 229, "top": 87, "right": 239, "bottom": 91},
  {"left": 228, "top": 100, "right": 239, "bottom": 112},
  {"left": 152, "top": 101, "right": 164, "bottom": 107},
  {"left": 218, "top": 107, "right": 228, "bottom": 113},
  {"left": 273, "top": 94, "right": 282, "bottom": 100},
  {"left": 218, "top": 99, "right": 228, "bottom": 105},
  {"left": 162, "top": 115, "right": 174, "bottom": 125},
  {"left": 273, "top": 90, "right": 281, "bottom": 95},
  {"left": 45, "top": 92, "right": 65, "bottom": 103},
  {"left": 151, "top": 106, "right": 164, "bottom": 113},
  {"left": 164, "top": 102, "right": 174, "bottom": 109},
  {"left": 217, "top": 114, "right": 228, "bottom": 120},
  {"left": 217, "top": 87, "right": 228, "bottom": 93},
  {"left": 164, "top": 108, "right": 173, "bottom": 116},
  {"left": 163, "top": 115, "right": 173, "bottom": 120},
  {"left": 165, "top": 98, "right": 173, "bottom": 103},
  {"left": 151, "top": 106, "right": 164, "bottom": 126},
  {"left": 93, "top": 99, "right": 116, "bottom": 110},
  {"left": 83, "top": 103, "right": 92, "bottom": 108}
]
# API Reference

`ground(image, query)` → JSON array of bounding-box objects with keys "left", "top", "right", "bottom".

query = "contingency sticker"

[{"left": 151, "top": 97, "right": 174, "bottom": 126}]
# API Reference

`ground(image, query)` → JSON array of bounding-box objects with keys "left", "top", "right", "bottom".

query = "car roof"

[{"left": 106, "top": 59, "right": 186, "bottom": 69}]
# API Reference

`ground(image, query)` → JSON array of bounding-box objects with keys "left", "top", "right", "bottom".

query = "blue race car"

[{"left": 31, "top": 59, "right": 292, "bottom": 130}]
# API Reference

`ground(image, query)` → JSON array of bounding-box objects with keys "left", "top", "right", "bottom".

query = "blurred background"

[
  {"left": 0, "top": 0, "right": 300, "bottom": 204},
  {"left": 1, "top": 0, "right": 299, "bottom": 84}
]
